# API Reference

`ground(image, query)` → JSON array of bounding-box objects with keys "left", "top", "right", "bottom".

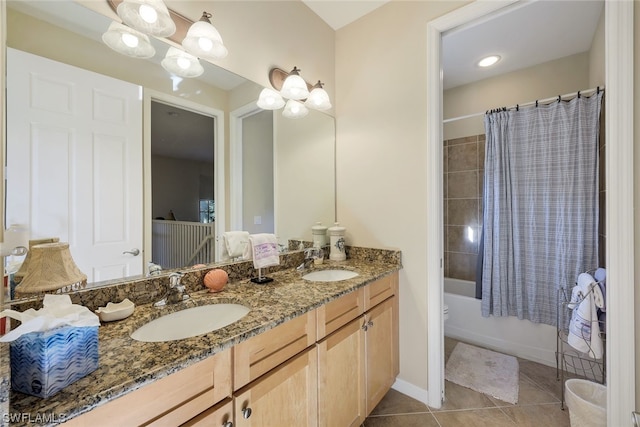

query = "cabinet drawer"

[
  {"left": 234, "top": 310, "right": 317, "bottom": 390},
  {"left": 181, "top": 398, "right": 233, "bottom": 427},
  {"left": 317, "top": 288, "right": 364, "bottom": 339},
  {"left": 62, "top": 349, "right": 231, "bottom": 427},
  {"left": 364, "top": 273, "right": 397, "bottom": 311}
]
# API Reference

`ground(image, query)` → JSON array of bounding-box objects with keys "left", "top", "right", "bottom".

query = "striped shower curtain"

[{"left": 481, "top": 91, "right": 603, "bottom": 326}]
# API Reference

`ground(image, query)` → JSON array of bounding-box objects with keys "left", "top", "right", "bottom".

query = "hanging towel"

[
  {"left": 567, "top": 273, "right": 604, "bottom": 359},
  {"left": 222, "top": 231, "right": 250, "bottom": 260},
  {"left": 594, "top": 267, "right": 606, "bottom": 312},
  {"left": 243, "top": 233, "right": 280, "bottom": 269},
  {"left": 567, "top": 273, "right": 592, "bottom": 309}
]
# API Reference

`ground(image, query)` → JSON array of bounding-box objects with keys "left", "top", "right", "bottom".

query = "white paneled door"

[{"left": 7, "top": 48, "right": 144, "bottom": 283}]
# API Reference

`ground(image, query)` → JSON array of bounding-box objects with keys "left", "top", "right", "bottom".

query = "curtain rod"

[{"left": 443, "top": 86, "right": 605, "bottom": 124}]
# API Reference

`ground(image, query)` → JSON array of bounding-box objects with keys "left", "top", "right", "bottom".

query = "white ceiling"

[
  {"left": 442, "top": 0, "right": 604, "bottom": 89},
  {"left": 303, "top": 0, "right": 604, "bottom": 90},
  {"left": 302, "top": 0, "right": 391, "bottom": 30}
]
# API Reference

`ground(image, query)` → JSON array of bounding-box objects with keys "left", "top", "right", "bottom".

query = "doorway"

[
  {"left": 143, "top": 90, "right": 225, "bottom": 268},
  {"left": 426, "top": 1, "right": 635, "bottom": 423}
]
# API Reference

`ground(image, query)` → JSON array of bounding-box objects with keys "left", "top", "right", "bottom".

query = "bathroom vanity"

[{"left": 7, "top": 248, "right": 401, "bottom": 426}]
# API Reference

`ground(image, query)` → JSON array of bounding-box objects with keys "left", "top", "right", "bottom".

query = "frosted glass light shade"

[
  {"left": 282, "top": 99, "right": 309, "bottom": 119},
  {"left": 102, "top": 22, "right": 155, "bottom": 59},
  {"left": 117, "top": 0, "right": 176, "bottom": 37},
  {"left": 182, "top": 13, "right": 228, "bottom": 61},
  {"left": 280, "top": 67, "right": 309, "bottom": 100},
  {"left": 161, "top": 47, "right": 204, "bottom": 78},
  {"left": 257, "top": 88, "right": 285, "bottom": 110},
  {"left": 304, "top": 82, "right": 332, "bottom": 111}
]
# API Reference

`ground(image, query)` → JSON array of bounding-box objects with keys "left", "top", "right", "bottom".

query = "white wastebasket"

[{"left": 565, "top": 379, "right": 607, "bottom": 427}]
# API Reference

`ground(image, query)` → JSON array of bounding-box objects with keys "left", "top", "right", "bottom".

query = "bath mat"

[{"left": 445, "top": 342, "right": 519, "bottom": 404}]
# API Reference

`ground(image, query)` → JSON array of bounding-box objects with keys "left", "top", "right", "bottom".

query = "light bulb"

[
  {"left": 121, "top": 33, "right": 139, "bottom": 48},
  {"left": 177, "top": 57, "right": 191, "bottom": 70},
  {"left": 198, "top": 37, "right": 213, "bottom": 52},
  {"left": 139, "top": 4, "right": 158, "bottom": 23}
]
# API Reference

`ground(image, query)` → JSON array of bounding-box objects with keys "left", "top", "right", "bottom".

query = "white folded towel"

[
  {"left": 223, "top": 231, "right": 250, "bottom": 260},
  {"left": 567, "top": 273, "right": 604, "bottom": 359},
  {"left": 243, "top": 233, "right": 280, "bottom": 269}
]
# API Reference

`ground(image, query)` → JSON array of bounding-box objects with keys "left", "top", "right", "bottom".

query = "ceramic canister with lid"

[
  {"left": 328, "top": 222, "right": 346, "bottom": 261},
  {"left": 311, "top": 222, "right": 328, "bottom": 248}
]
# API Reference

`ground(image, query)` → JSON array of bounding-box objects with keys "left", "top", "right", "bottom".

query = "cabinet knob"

[
  {"left": 222, "top": 422, "right": 233, "bottom": 427},
  {"left": 242, "top": 407, "right": 252, "bottom": 419},
  {"left": 367, "top": 320, "right": 374, "bottom": 328}
]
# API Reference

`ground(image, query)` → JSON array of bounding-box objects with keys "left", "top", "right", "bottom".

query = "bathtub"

[{"left": 444, "top": 277, "right": 557, "bottom": 368}]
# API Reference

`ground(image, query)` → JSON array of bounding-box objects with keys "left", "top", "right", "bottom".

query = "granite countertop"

[{"left": 8, "top": 256, "right": 400, "bottom": 426}]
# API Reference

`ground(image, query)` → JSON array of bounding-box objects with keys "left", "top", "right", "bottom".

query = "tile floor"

[{"left": 363, "top": 337, "right": 571, "bottom": 426}]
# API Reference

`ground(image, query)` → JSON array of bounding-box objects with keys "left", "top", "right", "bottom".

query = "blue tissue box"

[{"left": 10, "top": 325, "right": 98, "bottom": 398}]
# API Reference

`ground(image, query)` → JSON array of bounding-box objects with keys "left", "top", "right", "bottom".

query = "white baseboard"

[{"left": 391, "top": 378, "right": 430, "bottom": 406}]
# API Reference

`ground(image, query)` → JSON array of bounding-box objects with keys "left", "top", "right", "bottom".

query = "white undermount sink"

[
  {"left": 131, "top": 304, "right": 250, "bottom": 342},
  {"left": 302, "top": 269, "right": 359, "bottom": 282}
]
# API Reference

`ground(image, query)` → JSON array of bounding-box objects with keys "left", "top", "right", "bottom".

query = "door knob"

[{"left": 123, "top": 248, "right": 140, "bottom": 256}]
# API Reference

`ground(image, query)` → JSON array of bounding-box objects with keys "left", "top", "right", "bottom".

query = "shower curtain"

[{"left": 481, "top": 91, "right": 603, "bottom": 326}]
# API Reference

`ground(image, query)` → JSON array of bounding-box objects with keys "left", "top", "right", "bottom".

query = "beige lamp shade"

[
  {"left": 14, "top": 237, "right": 60, "bottom": 284},
  {"left": 15, "top": 242, "right": 87, "bottom": 294}
]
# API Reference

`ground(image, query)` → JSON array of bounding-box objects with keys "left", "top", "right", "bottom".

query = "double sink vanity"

[{"left": 4, "top": 246, "right": 401, "bottom": 426}]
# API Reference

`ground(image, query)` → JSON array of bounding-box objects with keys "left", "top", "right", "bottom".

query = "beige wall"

[
  {"left": 444, "top": 52, "right": 590, "bottom": 140},
  {"left": 589, "top": 4, "right": 606, "bottom": 89},
  {"left": 335, "top": 0, "right": 468, "bottom": 392}
]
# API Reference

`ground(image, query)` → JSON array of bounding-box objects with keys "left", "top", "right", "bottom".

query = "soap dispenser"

[{"left": 328, "top": 222, "right": 346, "bottom": 261}]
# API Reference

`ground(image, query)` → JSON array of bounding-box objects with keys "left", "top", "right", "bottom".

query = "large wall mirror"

[{"left": 4, "top": 0, "right": 336, "bottom": 300}]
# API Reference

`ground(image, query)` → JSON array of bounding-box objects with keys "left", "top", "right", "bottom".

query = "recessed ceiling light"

[{"left": 478, "top": 55, "right": 501, "bottom": 68}]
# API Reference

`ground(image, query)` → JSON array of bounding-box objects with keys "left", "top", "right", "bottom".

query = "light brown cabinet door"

[
  {"left": 234, "top": 347, "right": 318, "bottom": 427},
  {"left": 365, "top": 297, "right": 396, "bottom": 414},
  {"left": 317, "top": 317, "right": 366, "bottom": 427}
]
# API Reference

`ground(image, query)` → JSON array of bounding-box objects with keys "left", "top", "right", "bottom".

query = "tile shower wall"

[
  {"left": 444, "top": 125, "right": 606, "bottom": 283},
  {"left": 443, "top": 134, "right": 484, "bottom": 282}
]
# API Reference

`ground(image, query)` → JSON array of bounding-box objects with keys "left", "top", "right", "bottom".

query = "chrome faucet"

[
  {"left": 154, "top": 272, "right": 189, "bottom": 307},
  {"left": 296, "top": 248, "right": 321, "bottom": 271}
]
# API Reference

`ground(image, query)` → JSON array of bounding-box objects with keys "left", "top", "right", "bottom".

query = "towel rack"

[{"left": 556, "top": 276, "right": 606, "bottom": 409}]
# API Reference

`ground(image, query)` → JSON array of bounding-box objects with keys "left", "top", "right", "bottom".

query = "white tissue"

[{"left": 0, "top": 294, "right": 100, "bottom": 342}]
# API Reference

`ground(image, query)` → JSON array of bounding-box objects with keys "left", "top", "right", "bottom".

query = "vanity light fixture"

[
  {"left": 182, "top": 11, "right": 228, "bottom": 61},
  {"left": 102, "top": 21, "right": 156, "bottom": 58},
  {"left": 116, "top": 0, "right": 176, "bottom": 37},
  {"left": 478, "top": 55, "right": 501, "bottom": 68},
  {"left": 161, "top": 47, "right": 204, "bottom": 78},
  {"left": 257, "top": 67, "right": 332, "bottom": 118}
]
